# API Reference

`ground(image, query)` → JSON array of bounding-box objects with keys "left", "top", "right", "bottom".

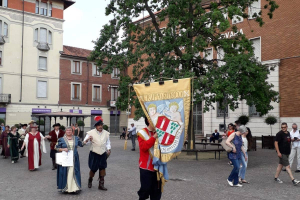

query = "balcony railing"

[
  {"left": 0, "top": 35, "right": 5, "bottom": 45},
  {"left": 0, "top": 94, "right": 11, "bottom": 104},
  {"left": 37, "top": 42, "right": 50, "bottom": 51}
]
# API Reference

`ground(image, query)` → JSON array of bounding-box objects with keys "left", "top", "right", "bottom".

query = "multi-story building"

[
  {"left": 59, "top": 45, "right": 127, "bottom": 133},
  {"left": 0, "top": 0, "right": 74, "bottom": 128},
  {"left": 128, "top": 0, "right": 300, "bottom": 136}
]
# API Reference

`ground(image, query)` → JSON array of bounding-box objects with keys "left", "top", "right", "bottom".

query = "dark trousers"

[
  {"left": 131, "top": 134, "right": 137, "bottom": 149},
  {"left": 228, "top": 159, "right": 241, "bottom": 185},
  {"left": 138, "top": 168, "right": 161, "bottom": 200},
  {"left": 19, "top": 140, "right": 25, "bottom": 156}
]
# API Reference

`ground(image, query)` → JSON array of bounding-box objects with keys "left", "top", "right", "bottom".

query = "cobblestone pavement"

[{"left": 0, "top": 137, "right": 300, "bottom": 200}]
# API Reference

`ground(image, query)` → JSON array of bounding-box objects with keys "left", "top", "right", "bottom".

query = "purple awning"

[
  {"left": 91, "top": 110, "right": 102, "bottom": 115},
  {"left": 0, "top": 108, "right": 6, "bottom": 113},
  {"left": 69, "top": 109, "right": 82, "bottom": 114},
  {"left": 32, "top": 108, "right": 52, "bottom": 114},
  {"left": 110, "top": 111, "right": 120, "bottom": 115}
]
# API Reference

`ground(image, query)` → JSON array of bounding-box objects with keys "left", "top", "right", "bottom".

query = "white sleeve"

[
  {"left": 106, "top": 136, "right": 111, "bottom": 150},
  {"left": 84, "top": 133, "right": 91, "bottom": 145},
  {"left": 24, "top": 134, "right": 29, "bottom": 157},
  {"left": 40, "top": 133, "right": 47, "bottom": 153}
]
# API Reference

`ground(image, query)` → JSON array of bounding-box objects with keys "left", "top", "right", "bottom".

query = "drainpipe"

[
  {"left": 86, "top": 60, "right": 89, "bottom": 104},
  {"left": 19, "top": 0, "right": 25, "bottom": 102}
]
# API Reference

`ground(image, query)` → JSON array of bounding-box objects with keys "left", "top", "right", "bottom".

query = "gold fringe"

[{"left": 124, "top": 140, "right": 127, "bottom": 150}]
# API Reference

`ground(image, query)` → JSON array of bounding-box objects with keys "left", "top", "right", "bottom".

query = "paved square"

[{"left": 0, "top": 137, "right": 299, "bottom": 200}]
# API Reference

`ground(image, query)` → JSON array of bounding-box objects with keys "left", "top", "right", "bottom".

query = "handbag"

[{"left": 221, "top": 135, "right": 236, "bottom": 152}]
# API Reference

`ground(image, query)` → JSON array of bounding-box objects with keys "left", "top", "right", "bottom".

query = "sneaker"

[
  {"left": 292, "top": 179, "right": 300, "bottom": 186},
  {"left": 295, "top": 170, "right": 300, "bottom": 173},
  {"left": 275, "top": 178, "right": 283, "bottom": 183},
  {"left": 227, "top": 179, "right": 233, "bottom": 186},
  {"left": 232, "top": 184, "right": 243, "bottom": 187},
  {"left": 12, "top": 161, "right": 14, "bottom": 164}
]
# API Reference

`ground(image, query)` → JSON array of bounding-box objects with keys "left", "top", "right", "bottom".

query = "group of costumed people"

[{"left": 0, "top": 117, "right": 111, "bottom": 194}]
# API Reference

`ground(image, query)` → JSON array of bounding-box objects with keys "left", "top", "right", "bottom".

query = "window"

[
  {"left": 217, "top": 47, "right": 225, "bottom": 66},
  {"left": 34, "top": 28, "right": 38, "bottom": 41},
  {"left": 35, "top": 1, "right": 39, "bottom": 14},
  {"left": 49, "top": 4, "right": 52, "bottom": 17},
  {"left": 37, "top": 80, "right": 47, "bottom": 98},
  {"left": 0, "top": 51, "right": 2, "bottom": 65},
  {"left": 40, "top": 28, "right": 47, "bottom": 43},
  {"left": 250, "top": 37, "right": 261, "bottom": 62},
  {"left": 48, "top": 31, "right": 52, "bottom": 44},
  {"left": 249, "top": 0, "right": 261, "bottom": 19},
  {"left": 93, "top": 64, "right": 101, "bottom": 76},
  {"left": 249, "top": 105, "right": 260, "bottom": 117},
  {"left": 0, "top": 0, "right": 8, "bottom": 7},
  {"left": 72, "top": 83, "right": 81, "bottom": 100},
  {"left": 3, "top": 23, "right": 8, "bottom": 37},
  {"left": 217, "top": 102, "right": 228, "bottom": 117},
  {"left": 111, "top": 87, "right": 119, "bottom": 101},
  {"left": 40, "top": 2, "right": 47, "bottom": 16},
  {"left": 39, "top": 56, "right": 47, "bottom": 70},
  {"left": 72, "top": 61, "right": 81, "bottom": 74},
  {"left": 112, "top": 68, "right": 120, "bottom": 78},
  {"left": 93, "top": 85, "right": 101, "bottom": 101}
]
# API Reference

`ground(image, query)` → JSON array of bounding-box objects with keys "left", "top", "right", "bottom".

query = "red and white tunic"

[
  {"left": 137, "top": 128, "right": 156, "bottom": 171},
  {"left": 24, "top": 132, "right": 47, "bottom": 170}
]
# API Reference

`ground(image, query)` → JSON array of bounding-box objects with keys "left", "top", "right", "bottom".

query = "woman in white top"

[{"left": 239, "top": 127, "right": 252, "bottom": 184}]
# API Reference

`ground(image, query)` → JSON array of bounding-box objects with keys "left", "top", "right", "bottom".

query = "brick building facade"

[{"left": 127, "top": 0, "right": 300, "bottom": 136}]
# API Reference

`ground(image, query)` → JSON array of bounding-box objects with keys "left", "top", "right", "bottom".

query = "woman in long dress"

[
  {"left": 0, "top": 125, "right": 10, "bottom": 158},
  {"left": 7, "top": 126, "right": 20, "bottom": 163},
  {"left": 55, "top": 127, "right": 91, "bottom": 193},
  {"left": 21, "top": 124, "right": 47, "bottom": 171}
]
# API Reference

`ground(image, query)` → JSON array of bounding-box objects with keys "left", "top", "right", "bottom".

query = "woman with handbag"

[
  {"left": 55, "top": 127, "right": 92, "bottom": 194},
  {"left": 226, "top": 125, "right": 248, "bottom": 187}
]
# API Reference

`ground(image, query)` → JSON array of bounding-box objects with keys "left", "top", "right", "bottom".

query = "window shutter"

[
  {"left": 217, "top": 48, "right": 225, "bottom": 66},
  {"left": 0, "top": 77, "right": 2, "bottom": 94},
  {"left": 3, "top": 0, "right": 8, "bottom": 7},
  {"left": 48, "top": 31, "right": 52, "bottom": 44},
  {"left": 39, "top": 57, "right": 47, "bottom": 70},
  {"left": 37, "top": 81, "right": 47, "bottom": 98},
  {"left": 249, "top": 0, "right": 261, "bottom": 19},
  {"left": 34, "top": 28, "right": 38, "bottom": 41},
  {"left": 3, "top": 23, "right": 8, "bottom": 37},
  {"left": 0, "top": 21, "right": 2, "bottom": 36},
  {"left": 0, "top": 51, "right": 2, "bottom": 65},
  {"left": 251, "top": 38, "right": 261, "bottom": 61},
  {"left": 93, "top": 65, "right": 96, "bottom": 76},
  {"left": 40, "top": 28, "right": 47, "bottom": 43}
]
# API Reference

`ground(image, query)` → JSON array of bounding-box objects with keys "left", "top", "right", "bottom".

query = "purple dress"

[{"left": 1, "top": 131, "right": 10, "bottom": 157}]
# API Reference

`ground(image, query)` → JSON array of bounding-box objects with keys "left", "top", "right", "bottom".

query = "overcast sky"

[{"left": 63, "top": 0, "right": 113, "bottom": 50}]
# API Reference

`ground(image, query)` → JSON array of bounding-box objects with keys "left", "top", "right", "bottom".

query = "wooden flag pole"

[{"left": 190, "top": 77, "right": 194, "bottom": 150}]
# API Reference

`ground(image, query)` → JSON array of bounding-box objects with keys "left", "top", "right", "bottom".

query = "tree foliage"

[
  {"left": 238, "top": 114, "right": 249, "bottom": 125},
  {"left": 90, "top": 0, "right": 279, "bottom": 120}
]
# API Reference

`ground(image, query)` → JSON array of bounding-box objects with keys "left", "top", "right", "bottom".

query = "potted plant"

[
  {"left": 265, "top": 115, "right": 277, "bottom": 136},
  {"left": 262, "top": 115, "right": 278, "bottom": 149},
  {"left": 238, "top": 115, "right": 250, "bottom": 125},
  {"left": 60, "top": 125, "right": 66, "bottom": 131},
  {"left": 103, "top": 124, "right": 109, "bottom": 131}
]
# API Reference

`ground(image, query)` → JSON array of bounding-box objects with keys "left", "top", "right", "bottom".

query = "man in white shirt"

[
  {"left": 18, "top": 124, "right": 27, "bottom": 158},
  {"left": 289, "top": 123, "right": 300, "bottom": 173},
  {"left": 84, "top": 116, "right": 111, "bottom": 191},
  {"left": 128, "top": 123, "right": 137, "bottom": 151}
]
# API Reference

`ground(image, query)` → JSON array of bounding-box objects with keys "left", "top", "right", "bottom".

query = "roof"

[
  {"left": 32, "top": 112, "right": 90, "bottom": 117},
  {"left": 61, "top": 45, "right": 92, "bottom": 59},
  {"left": 133, "top": 0, "right": 218, "bottom": 23},
  {"left": 62, "top": 0, "right": 75, "bottom": 10}
]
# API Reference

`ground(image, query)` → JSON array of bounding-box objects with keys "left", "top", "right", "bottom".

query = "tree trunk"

[{"left": 187, "top": 110, "right": 195, "bottom": 150}]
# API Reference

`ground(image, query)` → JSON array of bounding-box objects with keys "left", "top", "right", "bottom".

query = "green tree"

[
  {"left": 264, "top": 115, "right": 277, "bottom": 136},
  {"left": 90, "top": 0, "right": 279, "bottom": 120}
]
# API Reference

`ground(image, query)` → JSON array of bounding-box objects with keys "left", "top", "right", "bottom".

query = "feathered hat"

[{"left": 94, "top": 116, "right": 104, "bottom": 127}]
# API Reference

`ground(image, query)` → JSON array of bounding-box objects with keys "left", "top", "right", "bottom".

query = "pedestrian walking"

[
  {"left": 0, "top": 125, "right": 10, "bottom": 158},
  {"left": 55, "top": 127, "right": 91, "bottom": 193},
  {"left": 7, "top": 126, "right": 20, "bottom": 163},
  {"left": 226, "top": 125, "right": 248, "bottom": 187},
  {"left": 289, "top": 123, "right": 300, "bottom": 173},
  {"left": 74, "top": 123, "right": 80, "bottom": 137},
  {"left": 21, "top": 123, "right": 47, "bottom": 171},
  {"left": 238, "top": 127, "right": 252, "bottom": 184},
  {"left": 274, "top": 122, "right": 300, "bottom": 185},
  {"left": 18, "top": 124, "right": 27, "bottom": 158},
  {"left": 84, "top": 116, "right": 111, "bottom": 191},
  {"left": 45, "top": 123, "right": 65, "bottom": 170},
  {"left": 128, "top": 123, "right": 137, "bottom": 151},
  {"left": 137, "top": 117, "right": 161, "bottom": 200}
]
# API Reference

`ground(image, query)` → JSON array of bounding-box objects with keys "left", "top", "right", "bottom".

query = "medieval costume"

[
  {"left": 137, "top": 127, "right": 162, "bottom": 200},
  {"left": 55, "top": 136, "right": 85, "bottom": 193},
  {"left": 84, "top": 117, "right": 111, "bottom": 190},
  {"left": 8, "top": 131, "right": 20, "bottom": 163},
  {"left": 0, "top": 127, "right": 10, "bottom": 158},
  {"left": 47, "top": 123, "right": 65, "bottom": 170},
  {"left": 18, "top": 124, "right": 27, "bottom": 158},
  {"left": 23, "top": 124, "right": 47, "bottom": 171}
]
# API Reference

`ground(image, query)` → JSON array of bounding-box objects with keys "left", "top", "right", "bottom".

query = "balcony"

[
  {"left": 37, "top": 42, "right": 50, "bottom": 51},
  {"left": 0, "top": 94, "right": 11, "bottom": 104},
  {"left": 107, "top": 100, "right": 116, "bottom": 108},
  {"left": 0, "top": 35, "right": 5, "bottom": 45}
]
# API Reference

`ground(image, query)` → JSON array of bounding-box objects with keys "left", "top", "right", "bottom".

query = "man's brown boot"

[
  {"left": 98, "top": 170, "right": 107, "bottom": 191},
  {"left": 88, "top": 171, "right": 95, "bottom": 188}
]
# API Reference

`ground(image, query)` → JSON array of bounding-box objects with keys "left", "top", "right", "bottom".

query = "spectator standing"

[
  {"left": 0, "top": 125, "right": 11, "bottom": 158},
  {"left": 74, "top": 123, "right": 80, "bottom": 137},
  {"left": 274, "top": 122, "right": 300, "bottom": 185},
  {"left": 289, "top": 123, "right": 300, "bottom": 173},
  {"left": 210, "top": 129, "right": 220, "bottom": 143},
  {"left": 226, "top": 125, "right": 248, "bottom": 187},
  {"left": 128, "top": 123, "right": 137, "bottom": 151},
  {"left": 227, "top": 123, "right": 235, "bottom": 137}
]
